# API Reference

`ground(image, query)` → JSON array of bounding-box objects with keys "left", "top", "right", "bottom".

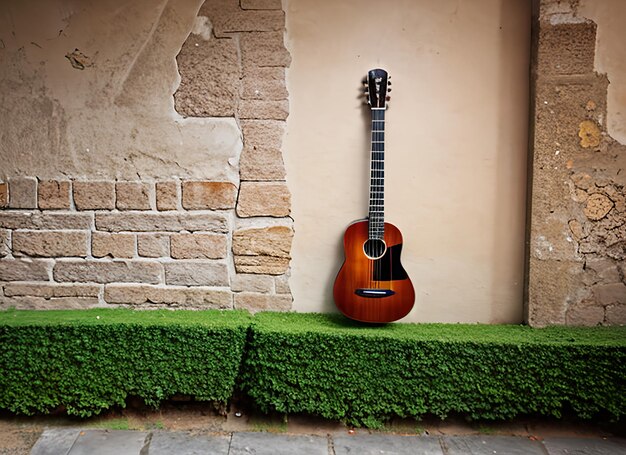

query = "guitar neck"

[{"left": 368, "top": 108, "right": 385, "bottom": 240}]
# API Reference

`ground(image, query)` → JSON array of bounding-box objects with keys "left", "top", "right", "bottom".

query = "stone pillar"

[{"left": 526, "top": 0, "right": 626, "bottom": 326}]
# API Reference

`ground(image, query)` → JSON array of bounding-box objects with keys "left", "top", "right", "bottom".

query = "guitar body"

[{"left": 334, "top": 220, "right": 415, "bottom": 323}]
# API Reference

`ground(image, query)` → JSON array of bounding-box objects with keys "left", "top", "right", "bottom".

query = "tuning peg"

[
  {"left": 387, "top": 88, "right": 392, "bottom": 92},
  {"left": 388, "top": 81, "right": 392, "bottom": 85},
  {"left": 386, "top": 96, "right": 391, "bottom": 101}
]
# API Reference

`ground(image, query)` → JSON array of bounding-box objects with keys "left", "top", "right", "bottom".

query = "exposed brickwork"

[{"left": 527, "top": 0, "right": 626, "bottom": 326}]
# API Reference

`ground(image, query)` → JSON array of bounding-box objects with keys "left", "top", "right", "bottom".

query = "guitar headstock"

[{"left": 362, "top": 68, "right": 391, "bottom": 109}]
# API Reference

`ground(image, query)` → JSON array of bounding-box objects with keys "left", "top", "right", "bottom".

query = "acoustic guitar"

[{"left": 333, "top": 68, "right": 415, "bottom": 323}]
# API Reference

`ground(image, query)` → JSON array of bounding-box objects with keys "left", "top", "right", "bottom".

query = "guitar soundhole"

[{"left": 363, "top": 238, "right": 387, "bottom": 260}]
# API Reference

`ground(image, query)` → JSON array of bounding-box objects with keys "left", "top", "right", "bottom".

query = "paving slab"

[
  {"left": 30, "top": 429, "right": 81, "bottom": 455},
  {"left": 67, "top": 430, "right": 149, "bottom": 455},
  {"left": 442, "top": 435, "right": 545, "bottom": 455},
  {"left": 334, "top": 433, "right": 444, "bottom": 454},
  {"left": 148, "top": 431, "right": 230, "bottom": 455},
  {"left": 542, "top": 437, "right": 626, "bottom": 455},
  {"left": 229, "top": 432, "right": 328, "bottom": 455}
]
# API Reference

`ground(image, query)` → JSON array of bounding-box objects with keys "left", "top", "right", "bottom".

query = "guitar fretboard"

[{"left": 368, "top": 108, "right": 385, "bottom": 240}]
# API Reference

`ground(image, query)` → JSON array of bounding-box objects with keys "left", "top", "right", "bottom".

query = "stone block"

[
  {"left": 593, "top": 283, "right": 626, "bottom": 305},
  {"left": 605, "top": 305, "right": 626, "bottom": 325},
  {"left": 95, "top": 212, "right": 229, "bottom": 232},
  {"left": 240, "top": 120, "right": 286, "bottom": 180},
  {"left": 104, "top": 284, "right": 232, "bottom": 308},
  {"left": 182, "top": 181, "right": 237, "bottom": 210},
  {"left": 8, "top": 177, "right": 37, "bottom": 209},
  {"left": 241, "top": 0, "right": 282, "bottom": 9},
  {"left": 0, "top": 230, "right": 9, "bottom": 257},
  {"left": 38, "top": 180, "right": 71, "bottom": 210},
  {"left": 73, "top": 181, "right": 115, "bottom": 210},
  {"left": 0, "top": 183, "right": 7, "bottom": 208},
  {"left": 585, "top": 258, "right": 621, "bottom": 283},
  {"left": 537, "top": 22, "right": 596, "bottom": 76},
  {"left": 170, "top": 233, "right": 227, "bottom": 259},
  {"left": 242, "top": 120, "right": 284, "bottom": 151},
  {"left": 92, "top": 232, "right": 135, "bottom": 258},
  {"left": 0, "top": 212, "right": 92, "bottom": 230},
  {"left": 0, "top": 259, "right": 51, "bottom": 281},
  {"left": 137, "top": 233, "right": 170, "bottom": 257},
  {"left": 274, "top": 274, "right": 290, "bottom": 294},
  {"left": 237, "top": 182, "right": 290, "bottom": 217},
  {"left": 239, "top": 31, "right": 291, "bottom": 68},
  {"left": 566, "top": 300, "right": 605, "bottom": 326},
  {"left": 164, "top": 261, "right": 229, "bottom": 286},
  {"left": 527, "top": 259, "right": 584, "bottom": 327},
  {"left": 234, "top": 255, "right": 290, "bottom": 275},
  {"left": 233, "top": 226, "right": 292, "bottom": 257},
  {"left": 12, "top": 230, "right": 88, "bottom": 257},
  {"left": 238, "top": 99, "right": 289, "bottom": 120},
  {"left": 175, "top": 35, "right": 240, "bottom": 118},
  {"left": 231, "top": 274, "right": 274, "bottom": 293},
  {"left": 4, "top": 283, "right": 100, "bottom": 298},
  {"left": 53, "top": 260, "right": 162, "bottom": 284},
  {"left": 241, "top": 67, "right": 287, "bottom": 100},
  {"left": 116, "top": 182, "right": 151, "bottom": 210},
  {"left": 234, "top": 292, "right": 291, "bottom": 312},
  {"left": 240, "top": 148, "right": 286, "bottom": 180},
  {"left": 156, "top": 181, "right": 179, "bottom": 211}
]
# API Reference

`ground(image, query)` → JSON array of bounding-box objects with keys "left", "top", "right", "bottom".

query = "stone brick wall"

[
  {"left": 0, "top": 0, "right": 294, "bottom": 312},
  {"left": 527, "top": 0, "right": 626, "bottom": 326},
  {"left": 0, "top": 178, "right": 292, "bottom": 310}
]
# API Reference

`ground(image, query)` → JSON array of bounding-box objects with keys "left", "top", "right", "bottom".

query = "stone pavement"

[{"left": 30, "top": 429, "right": 626, "bottom": 455}]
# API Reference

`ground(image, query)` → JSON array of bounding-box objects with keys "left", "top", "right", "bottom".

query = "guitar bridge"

[{"left": 355, "top": 289, "right": 396, "bottom": 298}]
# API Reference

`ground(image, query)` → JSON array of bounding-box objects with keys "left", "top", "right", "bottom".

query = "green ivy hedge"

[
  {"left": 1, "top": 309, "right": 625, "bottom": 426},
  {"left": 0, "top": 309, "right": 251, "bottom": 417},
  {"left": 241, "top": 313, "right": 626, "bottom": 427}
]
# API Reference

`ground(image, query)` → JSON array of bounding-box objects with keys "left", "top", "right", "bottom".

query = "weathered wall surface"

[
  {"left": 0, "top": 0, "right": 294, "bottom": 311},
  {"left": 526, "top": 0, "right": 626, "bottom": 326},
  {"left": 284, "top": 0, "right": 531, "bottom": 322}
]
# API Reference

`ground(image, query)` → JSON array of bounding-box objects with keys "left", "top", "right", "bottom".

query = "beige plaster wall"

[
  {"left": 284, "top": 0, "right": 531, "bottom": 322},
  {"left": 0, "top": 0, "right": 241, "bottom": 182},
  {"left": 579, "top": 0, "right": 626, "bottom": 145}
]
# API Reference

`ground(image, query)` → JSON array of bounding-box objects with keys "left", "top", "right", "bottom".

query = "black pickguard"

[{"left": 372, "top": 244, "right": 408, "bottom": 281}]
